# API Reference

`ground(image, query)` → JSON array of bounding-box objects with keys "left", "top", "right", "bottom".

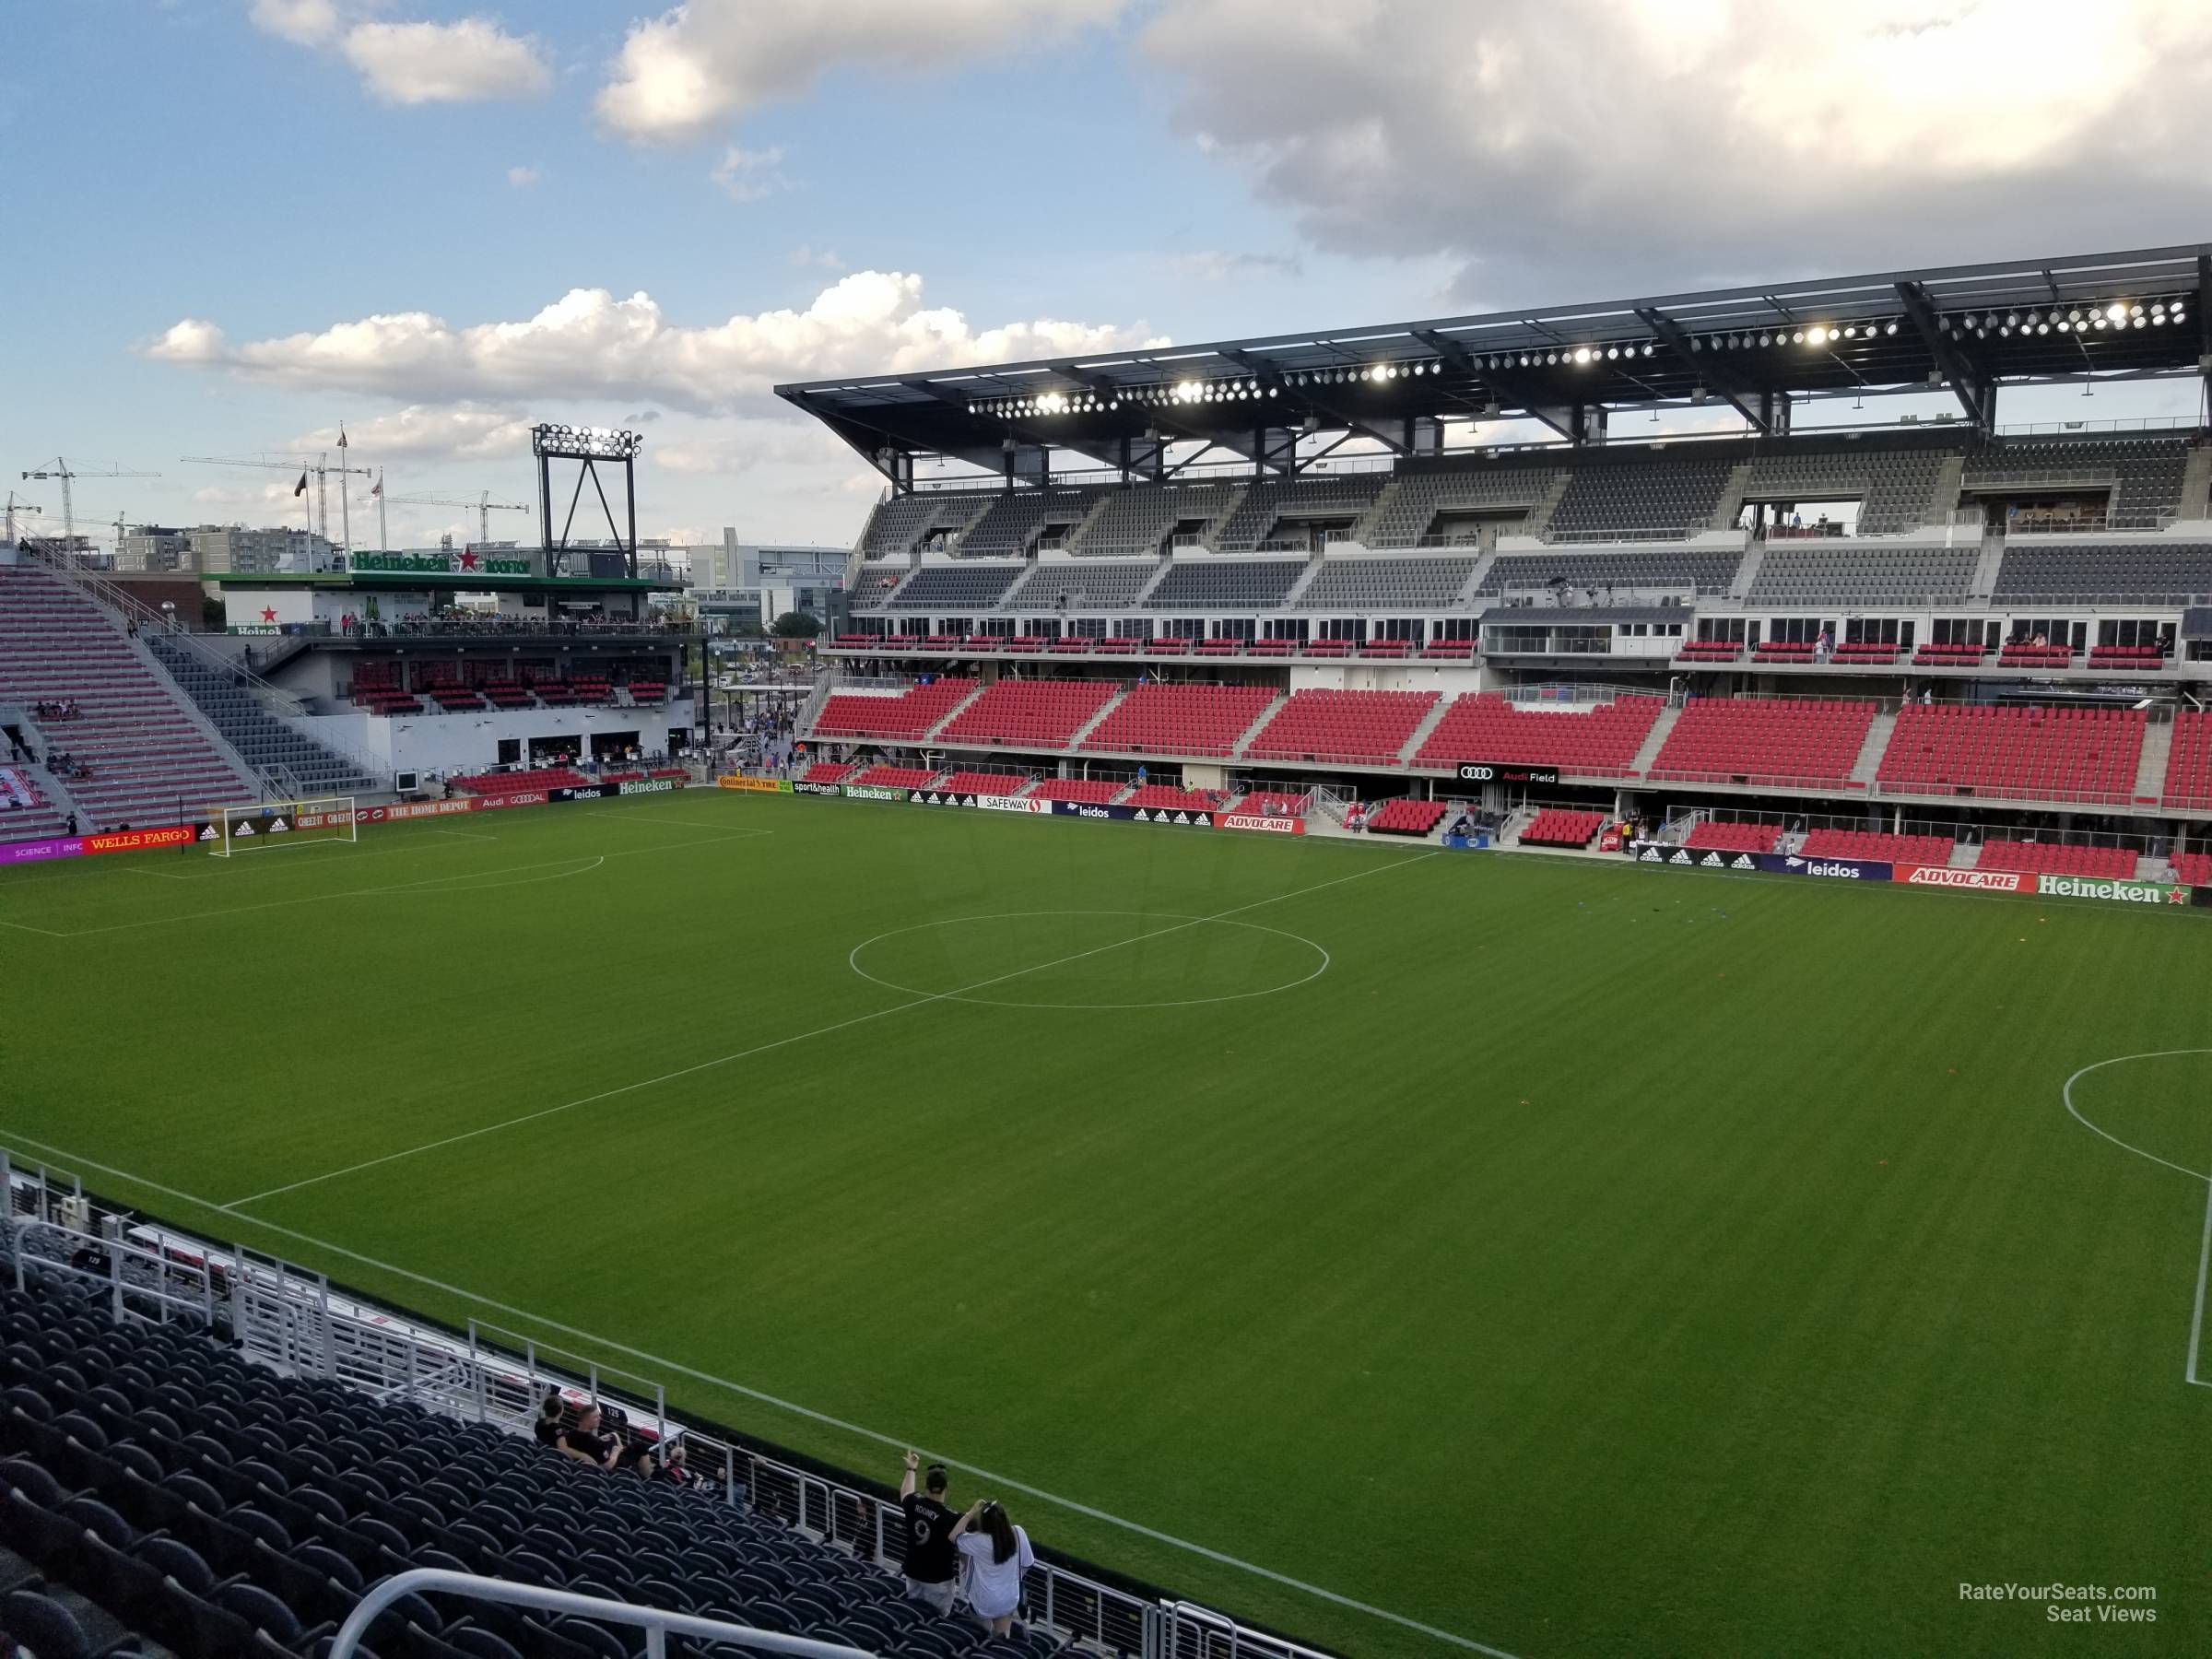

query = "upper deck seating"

[
  {"left": 811, "top": 680, "right": 976, "bottom": 741},
  {"left": 1876, "top": 703, "right": 2145, "bottom": 805},
  {"left": 1242, "top": 689, "right": 1437, "bottom": 765},
  {"left": 935, "top": 680, "right": 1116, "bottom": 749},
  {"left": 1975, "top": 838, "right": 2140, "bottom": 878},
  {"left": 1079, "top": 685, "right": 1277, "bottom": 757},
  {"left": 1647, "top": 699, "right": 1877, "bottom": 786}
]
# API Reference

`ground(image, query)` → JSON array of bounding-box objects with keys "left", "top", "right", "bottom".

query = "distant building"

[
  {"left": 116, "top": 525, "right": 193, "bottom": 572},
  {"left": 684, "top": 531, "right": 847, "bottom": 631},
  {"left": 186, "top": 524, "right": 338, "bottom": 575}
]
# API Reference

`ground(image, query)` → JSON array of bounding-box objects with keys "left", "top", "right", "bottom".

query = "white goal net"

[{"left": 204, "top": 796, "right": 359, "bottom": 857}]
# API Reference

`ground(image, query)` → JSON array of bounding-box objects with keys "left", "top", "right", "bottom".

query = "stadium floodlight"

[
  {"left": 1806, "top": 326, "right": 1825, "bottom": 346},
  {"left": 1571, "top": 347, "right": 1590, "bottom": 364},
  {"left": 2106, "top": 302, "right": 2128, "bottom": 322},
  {"left": 2129, "top": 303, "right": 2144, "bottom": 318}
]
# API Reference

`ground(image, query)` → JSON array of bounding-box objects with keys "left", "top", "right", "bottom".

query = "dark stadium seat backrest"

[
  {"left": 135, "top": 1532, "right": 218, "bottom": 1593},
  {"left": 2, "top": 1453, "right": 64, "bottom": 1507},
  {"left": 1, "top": 1587, "right": 95, "bottom": 1659}
]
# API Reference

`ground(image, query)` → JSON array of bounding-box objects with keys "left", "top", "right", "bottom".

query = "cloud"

[
  {"left": 1140, "top": 0, "right": 2212, "bottom": 300},
  {"left": 507, "top": 164, "right": 540, "bottom": 187},
  {"left": 790, "top": 243, "right": 844, "bottom": 270},
  {"left": 596, "top": 0, "right": 1125, "bottom": 143},
  {"left": 249, "top": 0, "right": 344, "bottom": 46},
  {"left": 288, "top": 404, "right": 535, "bottom": 464},
  {"left": 1168, "top": 249, "right": 1304, "bottom": 282},
  {"left": 144, "top": 270, "right": 1169, "bottom": 414},
  {"left": 653, "top": 419, "right": 853, "bottom": 476},
  {"left": 711, "top": 144, "right": 788, "bottom": 202},
  {"left": 341, "top": 18, "right": 551, "bottom": 105}
]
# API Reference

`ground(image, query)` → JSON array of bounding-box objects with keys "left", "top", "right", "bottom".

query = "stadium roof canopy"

[{"left": 778, "top": 245, "right": 2210, "bottom": 485}]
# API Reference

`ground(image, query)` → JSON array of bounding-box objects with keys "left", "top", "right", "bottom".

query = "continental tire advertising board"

[{"left": 717, "top": 776, "right": 792, "bottom": 794}]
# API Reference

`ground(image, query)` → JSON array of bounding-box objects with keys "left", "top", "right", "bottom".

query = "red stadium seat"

[
  {"left": 1414, "top": 693, "right": 1662, "bottom": 777},
  {"left": 1648, "top": 698, "right": 1877, "bottom": 787}
]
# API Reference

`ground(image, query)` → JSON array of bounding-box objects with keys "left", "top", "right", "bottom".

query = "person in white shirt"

[{"left": 950, "top": 1499, "right": 1034, "bottom": 1636}]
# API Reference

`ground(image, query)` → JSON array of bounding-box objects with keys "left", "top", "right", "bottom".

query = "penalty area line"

[{"left": 0, "top": 1129, "right": 1522, "bottom": 1658}]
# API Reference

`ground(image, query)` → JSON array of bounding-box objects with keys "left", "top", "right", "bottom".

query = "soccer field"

[{"left": 5, "top": 788, "right": 2210, "bottom": 1657}]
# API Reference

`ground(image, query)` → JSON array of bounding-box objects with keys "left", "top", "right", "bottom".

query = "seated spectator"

[
  {"left": 951, "top": 1500, "right": 1035, "bottom": 1637},
  {"left": 1344, "top": 802, "right": 1365, "bottom": 833},
  {"left": 557, "top": 1403, "right": 621, "bottom": 1470},
  {"left": 656, "top": 1440, "right": 694, "bottom": 1488},
  {"left": 532, "top": 1390, "right": 565, "bottom": 1450}
]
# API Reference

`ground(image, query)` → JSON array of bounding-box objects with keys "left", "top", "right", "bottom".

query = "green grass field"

[{"left": 5, "top": 789, "right": 2211, "bottom": 1657}]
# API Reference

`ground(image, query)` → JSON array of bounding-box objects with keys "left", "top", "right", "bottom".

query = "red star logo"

[
  {"left": 458, "top": 550, "right": 479, "bottom": 571},
  {"left": 260, "top": 607, "right": 277, "bottom": 623}
]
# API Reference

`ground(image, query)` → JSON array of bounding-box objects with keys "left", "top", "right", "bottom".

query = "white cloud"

[
  {"left": 1168, "top": 249, "right": 1303, "bottom": 282},
  {"left": 341, "top": 18, "right": 551, "bottom": 105},
  {"left": 249, "top": 0, "right": 344, "bottom": 46},
  {"left": 711, "top": 144, "right": 788, "bottom": 202},
  {"left": 1141, "top": 0, "right": 2212, "bottom": 299},
  {"left": 507, "top": 164, "right": 540, "bottom": 187},
  {"left": 288, "top": 404, "right": 535, "bottom": 464},
  {"left": 597, "top": 0, "right": 1125, "bottom": 143},
  {"left": 790, "top": 243, "right": 844, "bottom": 270},
  {"left": 145, "top": 270, "right": 1169, "bottom": 414},
  {"left": 654, "top": 419, "right": 852, "bottom": 476}
]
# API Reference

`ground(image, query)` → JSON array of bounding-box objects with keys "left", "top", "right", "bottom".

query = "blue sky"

[{"left": 6, "top": 0, "right": 2209, "bottom": 551}]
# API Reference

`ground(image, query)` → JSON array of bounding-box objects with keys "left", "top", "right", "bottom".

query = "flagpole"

[
  {"left": 337, "top": 426, "right": 352, "bottom": 554},
  {"left": 376, "top": 468, "right": 386, "bottom": 551}
]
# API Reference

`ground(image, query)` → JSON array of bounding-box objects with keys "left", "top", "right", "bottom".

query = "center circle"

[{"left": 849, "top": 909, "right": 1331, "bottom": 1010}]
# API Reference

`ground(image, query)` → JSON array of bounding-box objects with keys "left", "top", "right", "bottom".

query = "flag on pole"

[
  {"left": 371, "top": 472, "right": 382, "bottom": 498},
  {"left": 337, "top": 426, "right": 348, "bottom": 450},
  {"left": 294, "top": 473, "right": 309, "bottom": 496}
]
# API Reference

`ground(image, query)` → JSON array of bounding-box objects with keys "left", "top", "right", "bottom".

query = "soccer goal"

[{"left": 203, "top": 796, "right": 359, "bottom": 857}]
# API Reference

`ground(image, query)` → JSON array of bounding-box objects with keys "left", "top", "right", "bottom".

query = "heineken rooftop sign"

[{"left": 351, "top": 549, "right": 532, "bottom": 577}]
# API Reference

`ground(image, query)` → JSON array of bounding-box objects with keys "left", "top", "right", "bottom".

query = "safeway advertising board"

[
  {"left": 907, "top": 790, "right": 1051, "bottom": 814},
  {"left": 2034, "top": 874, "right": 2191, "bottom": 907},
  {"left": 1892, "top": 863, "right": 2028, "bottom": 893},
  {"left": 1218, "top": 813, "right": 1305, "bottom": 836}
]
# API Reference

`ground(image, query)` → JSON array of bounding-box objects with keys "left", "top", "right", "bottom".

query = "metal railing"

[
  {"left": 329, "top": 1570, "right": 872, "bottom": 1659},
  {"left": 1, "top": 1151, "right": 1288, "bottom": 1659},
  {"left": 20, "top": 541, "right": 392, "bottom": 792}
]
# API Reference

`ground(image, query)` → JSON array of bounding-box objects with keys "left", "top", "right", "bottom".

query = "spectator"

[
  {"left": 897, "top": 1451, "right": 961, "bottom": 1615},
  {"left": 532, "top": 1390, "right": 565, "bottom": 1450},
  {"left": 557, "top": 1404, "right": 621, "bottom": 1470},
  {"left": 656, "top": 1441, "right": 693, "bottom": 1488},
  {"left": 951, "top": 1500, "right": 1034, "bottom": 1637}
]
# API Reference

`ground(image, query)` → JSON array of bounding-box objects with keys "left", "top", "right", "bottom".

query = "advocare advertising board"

[
  {"left": 1890, "top": 863, "right": 2029, "bottom": 894},
  {"left": 1455, "top": 761, "right": 1562, "bottom": 786}
]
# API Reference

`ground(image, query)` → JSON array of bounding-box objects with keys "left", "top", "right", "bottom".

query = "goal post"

[{"left": 204, "top": 796, "right": 359, "bottom": 857}]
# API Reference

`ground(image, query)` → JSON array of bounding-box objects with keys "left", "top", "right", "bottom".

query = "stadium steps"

[
  {"left": 2134, "top": 716, "right": 2177, "bottom": 805},
  {"left": 1728, "top": 543, "right": 1766, "bottom": 600},
  {"left": 1523, "top": 469, "right": 1573, "bottom": 539},
  {"left": 1350, "top": 476, "right": 1407, "bottom": 545},
  {"left": 1061, "top": 688, "right": 1129, "bottom": 751},
  {"left": 1709, "top": 460, "right": 1754, "bottom": 530},
  {"left": 1627, "top": 703, "right": 1684, "bottom": 775},
  {"left": 1280, "top": 559, "right": 1328, "bottom": 605},
  {"left": 915, "top": 680, "right": 990, "bottom": 743},
  {"left": 1969, "top": 536, "right": 2006, "bottom": 599},
  {"left": 1849, "top": 710, "right": 1898, "bottom": 785},
  {"left": 1226, "top": 693, "right": 1291, "bottom": 757},
  {"left": 1200, "top": 483, "right": 1250, "bottom": 548},
  {"left": 1461, "top": 549, "right": 1499, "bottom": 597},
  {"left": 2179, "top": 445, "right": 2212, "bottom": 521},
  {"left": 1058, "top": 489, "right": 1119, "bottom": 553},
  {"left": 1947, "top": 839, "right": 1978, "bottom": 868},
  {"left": 1399, "top": 694, "right": 1464, "bottom": 764},
  {"left": 1927, "top": 453, "right": 1967, "bottom": 524}
]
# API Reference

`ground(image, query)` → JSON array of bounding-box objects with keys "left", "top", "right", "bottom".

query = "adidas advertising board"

[
  {"left": 1628, "top": 841, "right": 1760, "bottom": 873},
  {"left": 907, "top": 791, "right": 1049, "bottom": 814},
  {"left": 1047, "top": 801, "right": 1214, "bottom": 830}
]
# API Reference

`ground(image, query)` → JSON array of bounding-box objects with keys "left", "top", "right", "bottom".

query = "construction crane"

[
  {"left": 3, "top": 492, "right": 40, "bottom": 543},
  {"left": 371, "top": 480, "right": 529, "bottom": 549},
  {"left": 19, "top": 459, "right": 160, "bottom": 543},
  {"left": 182, "top": 451, "right": 371, "bottom": 546}
]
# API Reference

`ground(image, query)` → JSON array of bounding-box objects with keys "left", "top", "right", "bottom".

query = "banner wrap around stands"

[
  {"left": 909, "top": 790, "right": 1052, "bottom": 814},
  {"left": 1456, "top": 762, "right": 1563, "bottom": 785},
  {"left": 2034, "top": 873, "right": 2192, "bottom": 906},
  {"left": 716, "top": 776, "right": 792, "bottom": 794},
  {"left": 1890, "top": 863, "right": 2028, "bottom": 893},
  {"left": 1218, "top": 813, "right": 1305, "bottom": 835}
]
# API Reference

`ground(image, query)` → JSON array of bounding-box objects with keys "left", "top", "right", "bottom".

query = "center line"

[{"left": 221, "top": 849, "right": 1441, "bottom": 1210}]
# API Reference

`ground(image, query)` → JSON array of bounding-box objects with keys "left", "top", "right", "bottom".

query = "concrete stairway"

[
  {"left": 1710, "top": 460, "right": 1754, "bottom": 530},
  {"left": 1395, "top": 694, "right": 1463, "bottom": 764},
  {"left": 1850, "top": 710, "right": 1899, "bottom": 785},
  {"left": 1627, "top": 703, "right": 1684, "bottom": 775},
  {"left": 2133, "top": 715, "right": 2177, "bottom": 804}
]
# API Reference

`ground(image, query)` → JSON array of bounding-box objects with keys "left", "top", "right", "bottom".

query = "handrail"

[{"left": 326, "top": 1570, "right": 875, "bottom": 1659}]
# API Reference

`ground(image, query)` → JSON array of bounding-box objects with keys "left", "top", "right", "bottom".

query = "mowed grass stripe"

[{"left": 9, "top": 793, "right": 2212, "bottom": 1657}]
